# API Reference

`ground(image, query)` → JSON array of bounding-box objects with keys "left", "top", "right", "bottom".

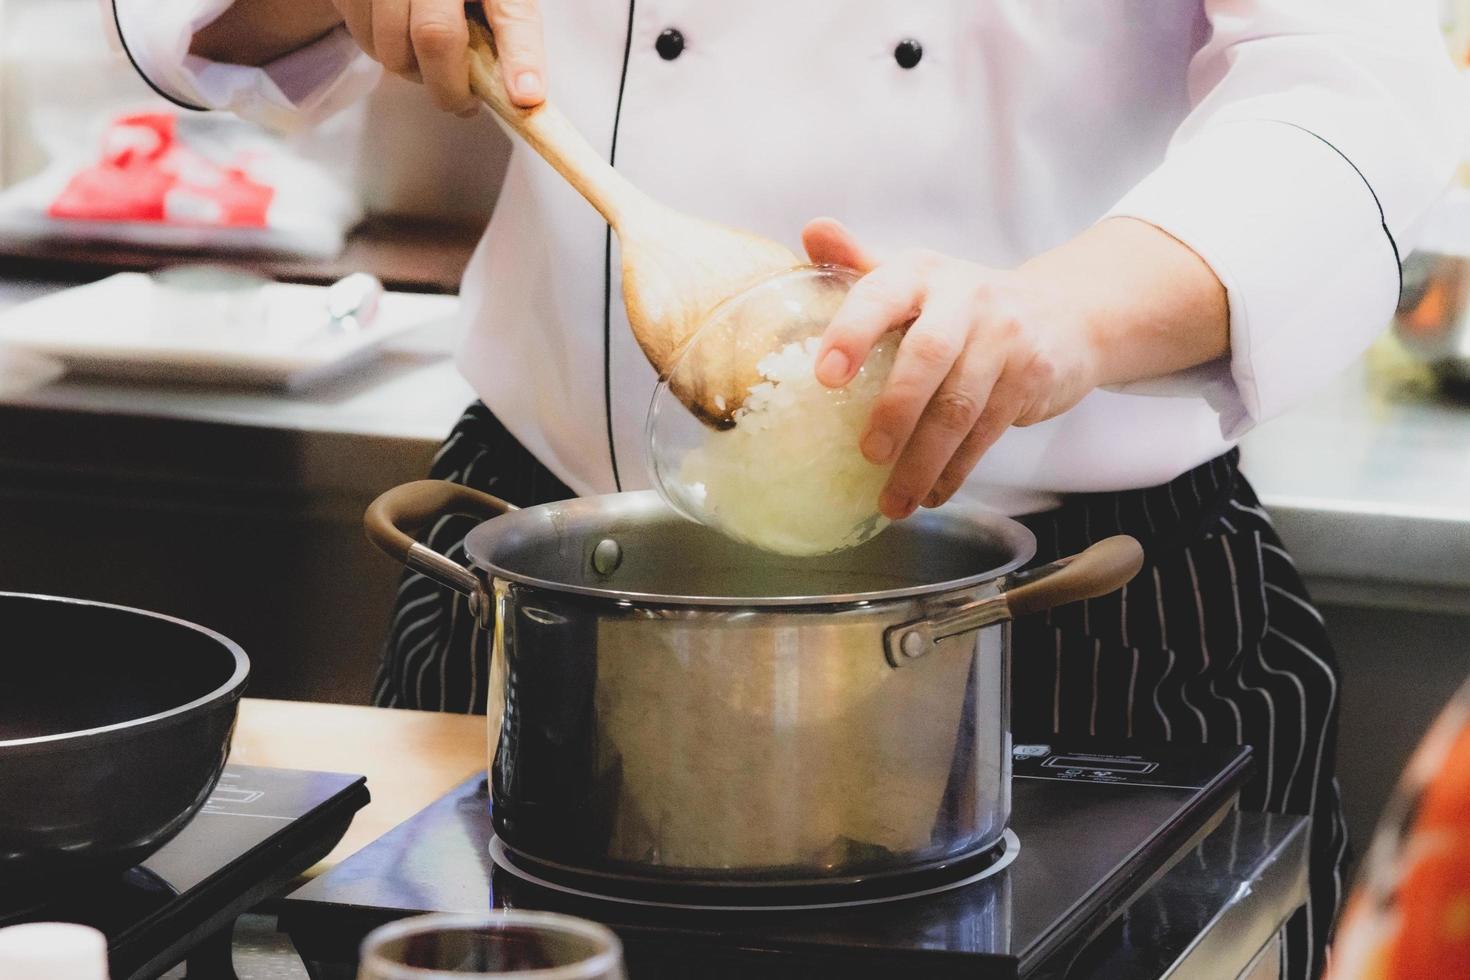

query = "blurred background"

[{"left": 0, "top": 0, "right": 1467, "bottom": 854}]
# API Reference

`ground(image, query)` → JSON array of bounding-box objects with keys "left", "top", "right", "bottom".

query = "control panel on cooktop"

[{"left": 1013, "top": 743, "right": 1228, "bottom": 789}]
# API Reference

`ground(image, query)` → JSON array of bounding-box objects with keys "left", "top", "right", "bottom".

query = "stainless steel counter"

[
  {"left": 1235, "top": 342, "right": 1470, "bottom": 853},
  {"left": 1239, "top": 344, "right": 1470, "bottom": 613}
]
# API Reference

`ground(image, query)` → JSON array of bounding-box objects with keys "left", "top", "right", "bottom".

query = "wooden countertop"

[{"left": 228, "top": 697, "right": 484, "bottom": 870}]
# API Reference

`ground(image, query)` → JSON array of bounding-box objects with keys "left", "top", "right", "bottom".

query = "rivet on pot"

[
  {"left": 900, "top": 630, "right": 929, "bottom": 660},
  {"left": 591, "top": 538, "right": 623, "bottom": 577}
]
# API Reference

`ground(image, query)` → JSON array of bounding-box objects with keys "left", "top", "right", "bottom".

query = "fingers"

[
  {"left": 347, "top": 0, "right": 475, "bottom": 113},
  {"left": 410, "top": 0, "right": 474, "bottom": 112},
  {"left": 485, "top": 0, "right": 546, "bottom": 106},
  {"left": 372, "top": 0, "right": 415, "bottom": 76},
  {"left": 813, "top": 249, "right": 936, "bottom": 389},
  {"left": 800, "top": 239, "right": 1072, "bottom": 517},
  {"left": 802, "top": 217, "right": 879, "bottom": 273},
  {"left": 866, "top": 291, "right": 990, "bottom": 517},
  {"left": 338, "top": 0, "right": 377, "bottom": 59},
  {"left": 881, "top": 339, "right": 1004, "bottom": 517},
  {"left": 923, "top": 377, "right": 1028, "bottom": 508}
]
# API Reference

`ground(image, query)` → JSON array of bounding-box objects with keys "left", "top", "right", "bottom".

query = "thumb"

[{"left": 802, "top": 217, "right": 880, "bottom": 274}]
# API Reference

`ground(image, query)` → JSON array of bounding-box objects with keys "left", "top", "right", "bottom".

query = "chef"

[{"left": 113, "top": 1, "right": 1464, "bottom": 976}]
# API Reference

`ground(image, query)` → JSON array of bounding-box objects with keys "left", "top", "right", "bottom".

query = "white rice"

[{"left": 677, "top": 333, "right": 900, "bottom": 556}]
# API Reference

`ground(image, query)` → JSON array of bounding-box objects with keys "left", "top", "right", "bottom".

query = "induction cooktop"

[
  {"left": 279, "top": 741, "right": 1289, "bottom": 979},
  {"left": 1, "top": 766, "right": 368, "bottom": 980}
]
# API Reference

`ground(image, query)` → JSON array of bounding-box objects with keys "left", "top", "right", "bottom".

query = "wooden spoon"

[{"left": 465, "top": 15, "right": 802, "bottom": 428}]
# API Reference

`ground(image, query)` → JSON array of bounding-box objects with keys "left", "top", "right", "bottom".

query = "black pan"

[{"left": 0, "top": 593, "right": 248, "bottom": 903}]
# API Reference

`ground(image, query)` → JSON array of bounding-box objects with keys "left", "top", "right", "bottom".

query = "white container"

[{"left": 0, "top": 922, "right": 109, "bottom": 980}]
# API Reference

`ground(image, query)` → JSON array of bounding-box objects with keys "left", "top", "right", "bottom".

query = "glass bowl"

[{"left": 645, "top": 264, "right": 900, "bottom": 557}]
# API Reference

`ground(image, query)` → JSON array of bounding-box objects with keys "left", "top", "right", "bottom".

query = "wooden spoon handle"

[{"left": 466, "top": 18, "right": 643, "bottom": 228}]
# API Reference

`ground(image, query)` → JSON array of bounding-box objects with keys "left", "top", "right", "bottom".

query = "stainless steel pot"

[{"left": 366, "top": 482, "right": 1142, "bottom": 888}]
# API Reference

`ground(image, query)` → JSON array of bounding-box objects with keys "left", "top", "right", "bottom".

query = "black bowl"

[{"left": 0, "top": 593, "right": 248, "bottom": 901}]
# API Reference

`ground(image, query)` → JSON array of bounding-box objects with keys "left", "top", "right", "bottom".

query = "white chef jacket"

[{"left": 114, "top": 0, "right": 1467, "bottom": 514}]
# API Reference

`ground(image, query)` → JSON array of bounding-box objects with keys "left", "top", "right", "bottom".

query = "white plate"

[{"left": 0, "top": 273, "right": 458, "bottom": 390}]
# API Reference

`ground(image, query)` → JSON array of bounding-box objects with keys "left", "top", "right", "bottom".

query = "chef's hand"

[
  {"left": 803, "top": 219, "right": 1097, "bottom": 520},
  {"left": 337, "top": 0, "right": 547, "bottom": 114},
  {"left": 192, "top": 1, "right": 546, "bottom": 112},
  {"left": 803, "top": 217, "right": 1229, "bottom": 520}
]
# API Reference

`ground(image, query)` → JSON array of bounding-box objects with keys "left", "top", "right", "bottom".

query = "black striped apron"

[
  {"left": 374, "top": 403, "right": 572, "bottom": 716},
  {"left": 379, "top": 402, "right": 1347, "bottom": 980},
  {"left": 1013, "top": 452, "right": 1348, "bottom": 980}
]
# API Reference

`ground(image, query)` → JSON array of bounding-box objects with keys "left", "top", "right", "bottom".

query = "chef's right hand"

[{"left": 335, "top": 0, "right": 546, "bottom": 114}]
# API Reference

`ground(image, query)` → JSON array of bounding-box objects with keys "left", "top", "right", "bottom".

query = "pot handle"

[
  {"left": 884, "top": 535, "right": 1144, "bottom": 667},
  {"left": 364, "top": 480, "right": 516, "bottom": 621}
]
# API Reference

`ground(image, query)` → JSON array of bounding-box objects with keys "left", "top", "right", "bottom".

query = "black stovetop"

[
  {"left": 280, "top": 742, "right": 1252, "bottom": 980},
  {"left": 2, "top": 765, "right": 368, "bottom": 980}
]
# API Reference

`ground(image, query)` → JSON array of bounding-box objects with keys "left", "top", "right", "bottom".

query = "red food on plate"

[{"left": 48, "top": 112, "right": 274, "bottom": 227}]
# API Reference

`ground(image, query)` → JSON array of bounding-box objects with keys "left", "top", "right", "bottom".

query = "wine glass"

[{"left": 357, "top": 911, "right": 625, "bottom": 980}]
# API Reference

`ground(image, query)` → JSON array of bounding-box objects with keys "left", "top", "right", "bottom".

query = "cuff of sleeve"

[
  {"left": 1104, "top": 119, "right": 1401, "bottom": 438},
  {"left": 110, "top": 0, "right": 379, "bottom": 131},
  {"left": 110, "top": 0, "right": 226, "bottom": 110}
]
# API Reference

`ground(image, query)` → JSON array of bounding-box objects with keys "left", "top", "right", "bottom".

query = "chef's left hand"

[{"left": 804, "top": 218, "right": 1102, "bottom": 520}]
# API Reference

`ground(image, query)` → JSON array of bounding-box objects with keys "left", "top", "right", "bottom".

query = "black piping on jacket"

[
  {"left": 110, "top": 0, "right": 209, "bottom": 111},
  {"left": 1277, "top": 121, "right": 1404, "bottom": 298},
  {"left": 600, "top": 0, "right": 639, "bottom": 492}
]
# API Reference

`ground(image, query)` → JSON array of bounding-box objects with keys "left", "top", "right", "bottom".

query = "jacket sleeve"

[
  {"left": 108, "top": 0, "right": 381, "bottom": 131},
  {"left": 1104, "top": 0, "right": 1468, "bottom": 437}
]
